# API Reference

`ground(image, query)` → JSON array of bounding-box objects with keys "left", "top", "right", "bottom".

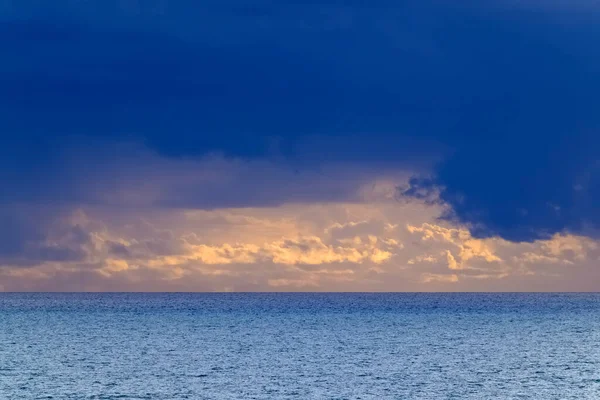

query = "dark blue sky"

[{"left": 2, "top": 1, "right": 599, "bottom": 242}]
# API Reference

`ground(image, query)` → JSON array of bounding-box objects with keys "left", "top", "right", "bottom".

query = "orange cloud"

[{"left": 1, "top": 194, "right": 599, "bottom": 291}]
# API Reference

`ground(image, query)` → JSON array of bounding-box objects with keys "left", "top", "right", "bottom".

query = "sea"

[{"left": 1, "top": 293, "right": 600, "bottom": 399}]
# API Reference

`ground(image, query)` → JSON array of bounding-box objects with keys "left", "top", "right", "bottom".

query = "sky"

[{"left": 1, "top": 0, "right": 599, "bottom": 291}]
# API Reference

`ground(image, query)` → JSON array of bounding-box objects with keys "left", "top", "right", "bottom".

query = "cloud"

[
  {"left": 407, "top": 223, "right": 502, "bottom": 269},
  {"left": 0, "top": 139, "right": 422, "bottom": 210},
  {"left": 421, "top": 273, "right": 459, "bottom": 284},
  {"left": 1, "top": 195, "right": 599, "bottom": 291},
  {"left": 0, "top": 207, "right": 96, "bottom": 267},
  {"left": 404, "top": 136, "right": 600, "bottom": 241}
]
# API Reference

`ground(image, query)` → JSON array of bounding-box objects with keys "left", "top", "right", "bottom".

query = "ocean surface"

[{"left": 1, "top": 293, "right": 600, "bottom": 399}]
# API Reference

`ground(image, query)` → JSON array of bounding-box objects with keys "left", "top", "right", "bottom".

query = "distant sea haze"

[{"left": 2, "top": 293, "right": 599, "bottom": 399}]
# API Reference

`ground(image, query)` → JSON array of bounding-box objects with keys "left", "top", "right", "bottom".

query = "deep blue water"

[{"left": 1, "top": 293, "right": 600, "bottom": 399}]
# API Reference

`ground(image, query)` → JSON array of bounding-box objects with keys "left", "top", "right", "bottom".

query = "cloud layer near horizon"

[{"left": 1, "top": 177, "right": 598, "bottom": 291}]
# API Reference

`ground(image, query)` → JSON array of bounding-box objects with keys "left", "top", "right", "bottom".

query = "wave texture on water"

[{"left": 1, "top": 293, "right": 600, "bottom": 399}]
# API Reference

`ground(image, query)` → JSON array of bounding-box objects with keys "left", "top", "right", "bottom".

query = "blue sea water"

[{"left": 1, "top": 293, "right": 600, "bottom": 399}]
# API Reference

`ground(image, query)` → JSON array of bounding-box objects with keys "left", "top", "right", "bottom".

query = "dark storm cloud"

[{"left": 1, "top": 1, "right": 599, "bottom": 241}]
